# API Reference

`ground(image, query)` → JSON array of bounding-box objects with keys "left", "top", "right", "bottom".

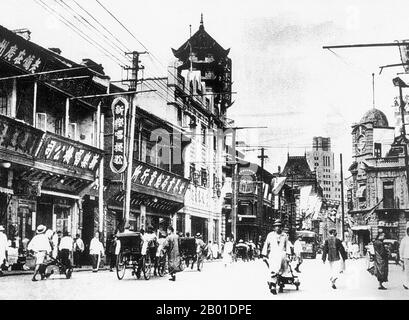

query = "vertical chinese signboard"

[{"left": 110, "top": 97, "right": 129, "bottom": 174}]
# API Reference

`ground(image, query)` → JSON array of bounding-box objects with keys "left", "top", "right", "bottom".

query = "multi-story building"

[
  {"left": 0, "top": 25, "right": 108, "bottom": 244},
  {"left": 348, "top": 107, "right": 409, "bottom": 254},
  {"left": 280, "top": 154, "right": 322, "bottom": 240},
  {"left": 222, "top": 161, "right": 274, "bottom": 243},
  {"left": 136, "top": 16, "right": 232, "bottom": 245},
  {"left": 306, "top": 137, "right": 342, "bottom": 202}
]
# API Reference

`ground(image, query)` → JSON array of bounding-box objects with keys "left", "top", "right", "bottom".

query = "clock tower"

[{"left": 350, "top": 108, "right": 394, "bottom": 210}]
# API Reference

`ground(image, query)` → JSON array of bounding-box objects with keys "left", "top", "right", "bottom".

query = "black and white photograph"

[{"left": 0, "top": 0, "right": 409, "bottom": 306}]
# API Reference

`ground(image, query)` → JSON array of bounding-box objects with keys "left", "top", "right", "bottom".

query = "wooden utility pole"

[
  {"left": 340, "top": 153, "right": 345, "bottom": 241},
  {"left": 257, "top": 147, "right": 268, "bottom": 238},
  {"left": 123, "top": 51, "right": 146, "bottom": 229},
  {"left": 231, "top": 128, "right": 238, "bottom": 241}
]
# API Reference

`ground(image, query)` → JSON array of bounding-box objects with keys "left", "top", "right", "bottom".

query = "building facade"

[
  {"left": 0, "top": 25, "right": 108, "bottom": 247},
  {"left": 348, "top": 108, "right": 408, "bottom": 254},
  {"left": 306, "top": 136, "right": 342, "bottom": 201}
]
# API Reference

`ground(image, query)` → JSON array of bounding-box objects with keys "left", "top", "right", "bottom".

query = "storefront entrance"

[{"left": 191, "top": 216, "right": 208, "bottom": 243}]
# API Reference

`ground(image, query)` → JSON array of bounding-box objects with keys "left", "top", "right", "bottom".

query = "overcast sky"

[{"left": 2, "top": 0, "right": 408, "bottom": 175}]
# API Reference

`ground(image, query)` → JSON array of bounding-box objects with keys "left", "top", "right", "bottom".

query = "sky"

[{"left": 2, "top": 0, "right": 409, "bottom": 175}]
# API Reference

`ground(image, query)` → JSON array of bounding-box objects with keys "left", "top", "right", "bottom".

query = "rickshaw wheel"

[
  {"left": 179, "top": 259, "right": 186, "bottom": 271},
  {"left": 143, "top": 258, "right": 152, "bottom": 280},
  {"left": 116, "top": 254, "right": 126, "bottom": 280}
]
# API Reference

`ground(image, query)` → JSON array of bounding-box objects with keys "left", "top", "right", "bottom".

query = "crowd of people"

[{"left": 2, "top": 221, "right": 409, "bottom": 293}]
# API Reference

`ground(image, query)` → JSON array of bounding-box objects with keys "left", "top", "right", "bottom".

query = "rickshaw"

[
  {"left": 295, "top": 230, "right": 318, "bottom": 259},
  {"left": 235, "top": 242, "right": 249, "bottom": 262},
  {"left": 115, "top": 231, "right": 153, "bottom": 280},
  {"left": 179, "top": 237, "right": 198, "bottom": 270}
]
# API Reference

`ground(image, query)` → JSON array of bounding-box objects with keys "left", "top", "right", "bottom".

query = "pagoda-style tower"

[{"left": 171, "top": 14, "right": 232, "bottom": 118}]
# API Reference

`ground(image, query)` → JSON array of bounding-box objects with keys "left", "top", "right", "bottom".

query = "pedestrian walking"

[
  {"left": 73, "top": 234, "right": 84, "bottom": 268},
  {"left": 293, "top": 236, "right": 303, "bottom": 273},
  {"left": 0, "top": 226, "right": 8, "bottom": 276},
  {"left": 89, "top": 232, "right": 104, "bottom": 272},
  {"left": 58, "top": 232, "right": 73, "bottom": 269},
  {"left": 222, "top": 237, "right": 234, "bottom": 267},
  {"left": 207, "top": 241, "right": 213, "bottom": 260},
  {"left": 399, "top": 227, "right": 409, "bottom": 290},
  {"left": 372, "top": 232, "right": 389, "bottom": 290},
  {"left": 27, "top": 225, "right": 52, "bottom": 281},
  {"left": 107, "top": 234, "right": 118, "bottom": 272},
  {"left": 163, "top": 226, "right": 182, "bottom": 281},
  {"left": 262, "top": 219, "right": 292, "bottom": 295},
  {"left": 322, "top": 229, "right": 347, "bottom": 289},
  {"left": 192, "top": 233, "right": 206, "bottom": 271},
  {"left": 212, "top": 241, "right": 219, "bottom": 260}
]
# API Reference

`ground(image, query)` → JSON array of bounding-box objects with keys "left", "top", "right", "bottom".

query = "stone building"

[{"left": 348, "top": 107, "right": 409, "bottom": 254}]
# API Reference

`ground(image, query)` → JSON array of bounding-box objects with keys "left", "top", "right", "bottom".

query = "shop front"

[
  {"left": 106, "top": 159, "right": 189, "bottom": 236},
  {"left": 0, "top": 115, "right": 103, "bottom": 244}
]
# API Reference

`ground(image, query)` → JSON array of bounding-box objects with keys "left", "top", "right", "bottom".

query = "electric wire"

[
  {"left": 34, "top": 0, "right": 127, "bottom": 67},
  {"left": 56, "top": 0, "right": 131, "bottom": 61}
]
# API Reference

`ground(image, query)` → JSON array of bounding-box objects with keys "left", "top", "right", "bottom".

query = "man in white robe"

[{"left": 262, "top": 219, "right": 291, "bottom": 294}]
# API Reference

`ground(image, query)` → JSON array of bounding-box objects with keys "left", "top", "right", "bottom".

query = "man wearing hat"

[
  {"left": 262, "top": 219, "right": 291, "bottom": 294},
  {"left": 0, "top": 226, "right": 8, "bottom": 276},
  {"left": 27, "top": 225, "right": 52, "bottom": 281}
]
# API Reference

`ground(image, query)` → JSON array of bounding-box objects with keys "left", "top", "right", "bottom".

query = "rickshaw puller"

[{"left": 262, "top": 219, "right": 291, "bottom": 295}]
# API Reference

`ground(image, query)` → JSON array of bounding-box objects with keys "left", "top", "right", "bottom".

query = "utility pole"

[
  {"left": 231, "top": 128, "right": 238, "bottom": 241},
  {"left": 123, "top": 51, "right": 146, "bottom": 229},
  {"left": 340, "top": 153, "right": 345, "bottom": 241},
  {"left": 257, "top": 147, "right": 268, "bottom": 238}
]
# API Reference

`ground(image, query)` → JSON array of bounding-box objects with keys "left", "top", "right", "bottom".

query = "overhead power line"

[{"left": 34, "top": 0, "right": 127, "bottom": 67}]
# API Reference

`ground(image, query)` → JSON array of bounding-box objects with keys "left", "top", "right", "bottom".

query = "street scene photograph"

[{"left": 1, "top": 0, "right": 409, "bottom": 302}]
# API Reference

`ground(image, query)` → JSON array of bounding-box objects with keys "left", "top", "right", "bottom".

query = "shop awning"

[
  {"left": 356, "top": 185, "right": 366, "bottom": 198},
  {"left": 351, "top": 225, "right": 371, "bottom": 231}
]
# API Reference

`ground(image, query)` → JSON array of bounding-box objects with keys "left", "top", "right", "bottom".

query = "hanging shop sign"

[
  {"left": 0, "top": 26, "right": 43, "bottom": 74},
  {"left": 0, "top": 114, "right": 44, "bottom": 157},
  {"left": 110, "top": 97, "right": 128, "bottom": 174},
  {"left": 238, "top": 169, "right": 256, "bottom": 194},
  {"left": 38, "top": 133, "right": 102, "bottom": 174},
  {"left": 131, "top": 160, "right": 189, "bottom": 197}
]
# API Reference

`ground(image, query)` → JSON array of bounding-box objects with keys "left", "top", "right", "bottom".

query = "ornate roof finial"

[{"left": 200, "top": 13, "right": 204, "bottom": 30}]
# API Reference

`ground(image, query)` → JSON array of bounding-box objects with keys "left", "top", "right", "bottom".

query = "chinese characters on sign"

[
  {"left": 131, "top": 160, "right": 189, "bottom": 197},
  {"left": 110, "top": 97, "right": 128, "bottom": 174},
  {"left": 39, "top": 135, "right": 102, "bottom": 173},
  {"left": 0, "top": 29, "right": 42, "bottom": 74},
  {"left": 0, "top": 114, "right": 43, "bottom": 157}
]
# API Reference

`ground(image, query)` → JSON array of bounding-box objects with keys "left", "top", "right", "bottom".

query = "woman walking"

[{"left": 373, "top": 232, "right": 389, "bottom": 290}]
